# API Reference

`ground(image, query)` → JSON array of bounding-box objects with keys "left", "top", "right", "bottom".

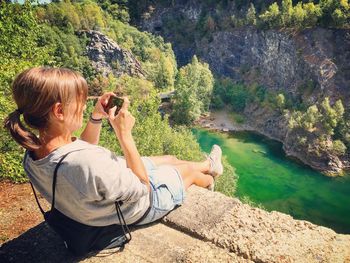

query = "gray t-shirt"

[{"left": 23, "top": 137, "right": 150, "bottom": 226}]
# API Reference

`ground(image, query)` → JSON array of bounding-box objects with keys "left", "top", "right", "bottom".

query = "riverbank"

[
  {"left": 195, "top": 108, "right": 349, "bottom": 177},
  {"left": 195, "top": 108, "right": 251, "bottom": 132}
]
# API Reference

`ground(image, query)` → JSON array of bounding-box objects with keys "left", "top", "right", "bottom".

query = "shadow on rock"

[{"left": 0, "top": 222, "right": 91, "bottom": 263}]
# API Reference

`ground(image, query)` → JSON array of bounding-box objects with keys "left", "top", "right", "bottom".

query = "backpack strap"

[
  {"left": 28, "top": 153, "right": 71, "bottom": 217},
  {"left": 29, "top": 182, "right": 45, "bottom": 216},
  {"left": 115, "top": 201, "right": 132, "bottom": 243},
  {"left": 130, "top": 189, "right": 153, "bottom": 226}
]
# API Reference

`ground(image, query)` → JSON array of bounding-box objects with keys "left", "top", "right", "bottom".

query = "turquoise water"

[{"left": 192, "top": 128, "right": 350, "bottom": 234}]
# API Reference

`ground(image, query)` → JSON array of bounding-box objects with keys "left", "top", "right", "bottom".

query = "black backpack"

[{"left": 30, "top": 152, "right": 151, "bottom": 257}]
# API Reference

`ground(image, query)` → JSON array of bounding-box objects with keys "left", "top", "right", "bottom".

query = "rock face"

[
  {"left": 165, "top": 186, "right": 350, "bottom": 263},
  {"left": 201, "top": 27, "right": 350, "bottom": 104},
  {"left": 138, "top": 1, "right": 350, "bottom": 175},
  {"left": 81, "top": 30, "right": 145, "bottom": 78}
]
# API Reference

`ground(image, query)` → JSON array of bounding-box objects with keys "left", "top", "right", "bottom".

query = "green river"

[{"left": 192, "top": 128, "right": 350, "bottom": 234}]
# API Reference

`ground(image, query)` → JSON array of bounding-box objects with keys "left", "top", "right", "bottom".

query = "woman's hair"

[{"left": 3, "top": 67, "right": 88, "bottom": 151}]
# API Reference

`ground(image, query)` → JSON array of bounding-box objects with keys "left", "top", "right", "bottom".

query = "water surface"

[{"left": 192, "top": 128, "right": 350, "bottom": 234}]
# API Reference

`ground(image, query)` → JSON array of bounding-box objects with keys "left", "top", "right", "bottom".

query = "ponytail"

[
  {"left": 4, "top": 67, "right": 88, "bottom": 152},
  {"left": 4, "top": 109, "right": 41, "bottom": 151}
]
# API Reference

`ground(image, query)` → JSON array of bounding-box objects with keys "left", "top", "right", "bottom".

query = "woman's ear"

[{"left": 52, "top": 102, "right": 64, "bottom": 121}]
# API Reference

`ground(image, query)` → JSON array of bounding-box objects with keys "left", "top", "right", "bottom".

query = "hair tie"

[{"left": 16, "top": 108, "right": 23, "bottom": 114}]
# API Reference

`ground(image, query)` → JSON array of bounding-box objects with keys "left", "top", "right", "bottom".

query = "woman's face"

[{"left": 64, "top": 98, "right": 86, "bottom": 133}]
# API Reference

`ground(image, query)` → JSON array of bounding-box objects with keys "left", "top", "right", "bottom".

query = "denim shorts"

[{"left": 136, "top": 157, "right": 186, "bottom": 225}]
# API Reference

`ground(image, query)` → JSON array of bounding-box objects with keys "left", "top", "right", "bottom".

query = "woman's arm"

[
  {"left": 80, "top": 112, "right": 103, "bottom": 145},
  {"left": 80, "top": 92, "right": 115, "bottom": 145},
  {"left": 118, "top": 133, "right": 150, "bottom": 191},
  {"left": 109, "top": 97, "right": 150, "bottom": 191}
]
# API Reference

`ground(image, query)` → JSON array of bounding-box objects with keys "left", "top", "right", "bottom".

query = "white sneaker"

[
  {"left": 207, "top": 144, "right": 223, "bottom": 178},
  {"left": 207, "top": 181, "right": 215, "bottom": 191}
]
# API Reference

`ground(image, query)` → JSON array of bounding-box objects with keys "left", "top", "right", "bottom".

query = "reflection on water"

[{"left": 192, "top": 128, "right": 350, "bottom": 234}]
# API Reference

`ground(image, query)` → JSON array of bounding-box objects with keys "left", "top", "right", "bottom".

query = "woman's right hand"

[{"left": 108, "top": 97, "right": 135, "bottom": 138}]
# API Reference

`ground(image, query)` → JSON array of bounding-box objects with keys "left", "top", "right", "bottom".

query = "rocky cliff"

[
  {"left": 137, "top": 1, "right": 350, "bottom": 175},
  {"left": 80, "top": 30, "right": 145, "bottom": 78}
]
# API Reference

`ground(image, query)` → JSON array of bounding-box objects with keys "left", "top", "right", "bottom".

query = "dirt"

[
  {"left": 0, "top": 181, "right": 48, "bottom": 244},
  {"left": 194, "top": 108, "right": 253, "bottom": 132}
]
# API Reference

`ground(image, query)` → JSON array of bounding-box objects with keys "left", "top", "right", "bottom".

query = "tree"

[
  {"left": 246, "top": 3, "right": 257, "bottom": 26},
  {"left": 281, "top": 0, "right": 293, "bottom": 27},
  {"left": 332, "top": 8, "right": 348, "bottom": 27},
  {"left": 332, "top": 140, "right": 347, "bottom": 155},
  {"left": 259, "top": 3, "right": 282, "bottom": 28},
  {"left": 302, "top": 105, "right": 321, "bottom": 131},
  {"left": 303, "top": 2, "right": 322, "bottom": 27},
  {"left": 319, "top": 0, "right": 350, "bottom": 27},
  {"left": 320, "top": 97, "right": 344, "bottom": 135},
  {"left": 228, "top": 84, "right": 250, "bottom": 112},
  {"left": 172, "top": 56, "right": 214, "bottom": 125},
  {"left": 292, "top": 2, "right": 306, "bottom": 28},
  {"left": 155, "top": 53, "right": 175, "bottom": 90}
]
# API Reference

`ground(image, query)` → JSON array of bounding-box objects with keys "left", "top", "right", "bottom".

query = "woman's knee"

[
  {"left": 164, "top": 155, "right": 178, "bottom": 164},
  {"left": 174, "top": 163, "right": 196, "bottom": 177}
]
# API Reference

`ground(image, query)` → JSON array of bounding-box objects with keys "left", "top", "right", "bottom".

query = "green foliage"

[
  {"left": 212, "top": 78, "right": 253, "bottom": 112},
  {"left": 259, "top": 0, "right": 349, "bottom": 29},
  {"left": 172, "top": 56, "right": 214, "bottom": 124},
  {"left": 320, "top": 97, "right": 344, "bottom": 135},
  {"left": 335, "top": 112, "right": 350, "bottom": 149},
  {"left": 287, "top": 97, "right": 347, "bottom": 157},
  {"left": 303, "top": 3, "right": 322, "bottom": 27},
  {"left": 331, "top": 140, "right": 347, "bottom": 155},
  {"left": 229, "top": 112, "right": 245, "bottom": 124},
  {"left": 214, "top": 156, "right": 238, "bottom": 196},
  {"left": 106, "top": 20, "right": 177, "bottom": 89},
  {"left": 246, "top": 3, "right": 257, "bottom": 26},
  {"left": 259, "top": 2, "right": 282, "bottom": 28},
  {"left": 319, "top": 0, "right": 350, "bottom": 27},
  {"left": 0, "top": 1, "right": 52, "bottom": 183},
  {"left": 281, "top": 0, "right": 293, "bottom": 27},
  {"left": 210, "top": 94, "right": 225, "bottom": 110},
  {"left": 288, "top": 97, "right": 344, "bottom": 136},
  {"left": 96, "top": 0, "right": 130, "bottom": 23}
]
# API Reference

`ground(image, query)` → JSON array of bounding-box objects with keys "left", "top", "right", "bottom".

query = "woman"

[{"left": 4, "top": 67, "right": 223, "bottom": 229}]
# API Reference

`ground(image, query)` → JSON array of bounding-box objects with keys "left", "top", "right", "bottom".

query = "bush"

[{"left": 332, "top": 140, "right": 347, "bottom": 155}]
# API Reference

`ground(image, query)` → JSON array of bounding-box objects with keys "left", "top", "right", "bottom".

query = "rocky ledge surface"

[{"left": 1, "top": 186, "right": 349, "bottom": 263}]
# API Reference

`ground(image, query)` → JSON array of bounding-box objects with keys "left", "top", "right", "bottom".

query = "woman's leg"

[
  {"left": 148, "top": 155, "right": 210, "bottom": 174},
  {"left": 171, "top": 163, "right": 213, "bottom": 190}
]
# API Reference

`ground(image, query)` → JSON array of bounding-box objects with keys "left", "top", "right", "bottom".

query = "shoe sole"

[{"left": 211, "top": 145, "right": 223, "bottom": 178}]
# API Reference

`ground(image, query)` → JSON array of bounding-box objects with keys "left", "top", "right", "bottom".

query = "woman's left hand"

[{"left": 91, "top": 92, "right": 116, "bottom": 119}]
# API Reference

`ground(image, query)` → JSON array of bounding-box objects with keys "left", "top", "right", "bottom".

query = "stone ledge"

[
  {"left": 163, "top": 186, "right": 350, "bottom": 263},
  {"left": 1, "top": 186, "right": 349, "bottom": 262}
]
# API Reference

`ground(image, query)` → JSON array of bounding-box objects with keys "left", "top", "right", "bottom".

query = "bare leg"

[
  {"left": 148, "top": 155, "right": 210, "bottom": 174},
  {"left": 171, "top": 163, "right": 213, "bottom": 190}
]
